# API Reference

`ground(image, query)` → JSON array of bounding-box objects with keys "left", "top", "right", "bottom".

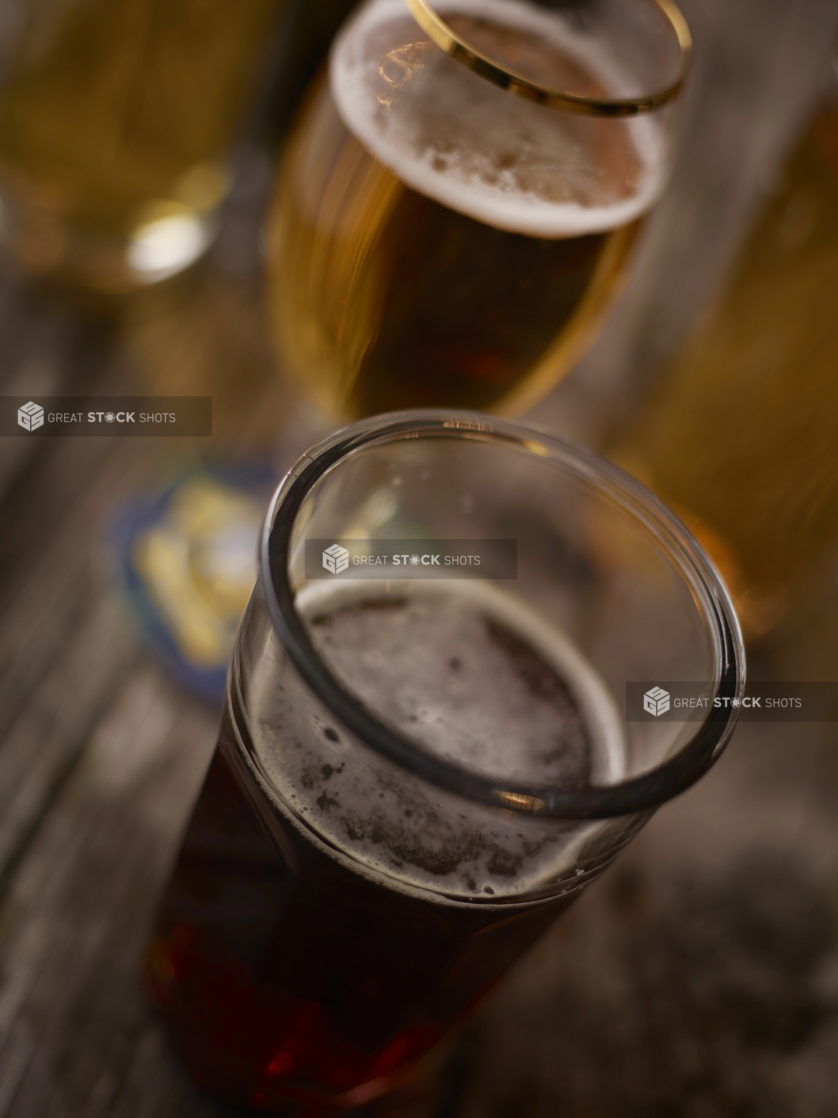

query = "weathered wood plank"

[
  {"left": 0, "top": 591, "right": 138, "bottom": 888},
  {"left": 0, "top": 666, "right": 217, "bottom": 1118}
]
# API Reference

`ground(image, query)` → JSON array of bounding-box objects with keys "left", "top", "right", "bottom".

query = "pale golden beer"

[
  {"left": 611, "top": 88, "right": 838, "bottom": 636},
  {"left": 266, "top": 0, "right": 681, "bottom": 418},
  {"left": 0, "top": 0, "right": 285, "bottom": 290}
]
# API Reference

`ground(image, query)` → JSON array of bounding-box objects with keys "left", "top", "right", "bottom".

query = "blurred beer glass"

[
  {"left": 0, "top": 0, "right": 287, "bottom": 292},
  {"left": 265, "top": 0, "right": 691, "bottom": 419},
  {"left": 611, "top": 63, "right": 838, "bottom": 638}
]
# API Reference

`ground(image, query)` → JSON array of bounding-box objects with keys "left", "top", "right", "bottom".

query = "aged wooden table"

[{"left": 1, "top": 0, "right": 838, "bottom": 1112}]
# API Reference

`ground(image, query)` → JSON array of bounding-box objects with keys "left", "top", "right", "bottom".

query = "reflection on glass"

[{"left": 147, "top": 412, "right": 743, "bottom": 1113}]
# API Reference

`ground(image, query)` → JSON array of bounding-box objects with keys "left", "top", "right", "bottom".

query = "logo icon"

[
  {"left": 18, "top": 401, "right": 44, "bottom": 432},
  {"left": 322, "top": 544, "right": 349, "bottom": 575},
  {"left": 644, "top": 686, "right": 670, "bottom": 717}
]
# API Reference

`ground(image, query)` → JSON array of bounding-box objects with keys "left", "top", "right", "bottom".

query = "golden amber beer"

[
  {"left": 0, "top": 0, "right": 286, "bottom": 290},
  {"left": 611, "top": 85, "right": 838, "bottom": 635},
  {"left": 266, "top": 0, "right": 685, "bottom": 418}
]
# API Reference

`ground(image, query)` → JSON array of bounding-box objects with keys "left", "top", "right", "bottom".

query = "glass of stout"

[
  {"left": 265, "top": 0, "right": 691, "bottom": 418},
  {"left": 147, "top": 411, "right": 745, "bottom": 1116}
]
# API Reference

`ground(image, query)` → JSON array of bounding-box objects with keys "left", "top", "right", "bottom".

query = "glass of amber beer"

[
  {"left": 0, "top": 0, "right": 286, "bottom": 292},
  {"left": 265, "top": 0, "right": 691, "bottom": 418},
  {"left": 148, "top": 411, "right": 744, "bottom": 1115}
]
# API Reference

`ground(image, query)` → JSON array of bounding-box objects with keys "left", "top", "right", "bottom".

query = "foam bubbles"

[
  {"left": 330, "top": 0, "right": 667, "bottom": 238},
  {"left": 250, "top": 582, "right": 625, "bottom": 901}
]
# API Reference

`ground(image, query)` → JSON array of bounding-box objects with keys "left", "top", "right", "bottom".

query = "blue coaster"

[{"left": 110, "top": 463, "right": 277, "bottom": 704}]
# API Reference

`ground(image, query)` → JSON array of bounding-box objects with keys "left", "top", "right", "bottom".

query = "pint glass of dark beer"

[{"left": 147, "top": 411, "right": 744, "bottom": 1115}]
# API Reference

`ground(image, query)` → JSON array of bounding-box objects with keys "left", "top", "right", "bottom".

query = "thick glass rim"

[
  {"left": 261, "top": 411, "right": 745, "bottom": 821},
  {"left": 402, "top": 0, "right": 692, "bottom": 117}
]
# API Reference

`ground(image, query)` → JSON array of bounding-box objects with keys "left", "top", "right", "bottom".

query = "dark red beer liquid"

[{"left": 146, "top": 701, "right": 574, "bottom": 1115}]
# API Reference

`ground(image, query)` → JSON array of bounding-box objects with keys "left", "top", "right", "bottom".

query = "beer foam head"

[
  {"left": 251, "top": 582, "right": 625, "bottom": 900},
  {"left": 330, "top": 0, "right": 667, "bottom": 238}
]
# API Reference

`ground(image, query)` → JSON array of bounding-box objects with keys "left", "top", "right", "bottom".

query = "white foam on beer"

[
  {"left": 250, "top": 580, "right": 626, "bottom": 901},
  {"left": 329, "top": 0, "right": 667, "bottom": 237}
]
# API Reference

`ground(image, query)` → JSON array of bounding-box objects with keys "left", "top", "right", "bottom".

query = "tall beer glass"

[
  {"left": 147, "top": 411, "right": 744, "bottom": 1115},
  {"left": 0, "top": 0, "right": 287, "bottom": 292},
  {"left": 265, "top": 0, "right": 690, "bottom": 418}
]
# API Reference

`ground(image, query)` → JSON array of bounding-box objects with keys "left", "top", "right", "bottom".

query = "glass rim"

[
  {"left": 260, "top": 410, "right": 745, "bottom": 821},
  {"left": 402, "top": 0, "right": 693, "bottom": 118}
]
